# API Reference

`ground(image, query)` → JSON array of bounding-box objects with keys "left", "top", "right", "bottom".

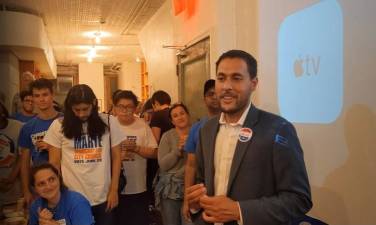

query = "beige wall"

[
  {"left": 0, "top": 52, "right": 19, "bottom": 111},
  {"left": 0, "top": 11, "right": 56, "bottom": 78},
  {"left": 78, "top": 63, "right": 104, "bottom": 109},
  {"left": 139, "top": 0, "right": 258, "bottom": 100},
  {"left": 259, "top": 0, "right": 376, "bottom": 224},
  {"left": 138, "top": 2, "right": 178, "bottom": 102},
  {"left": 139, "top": 0, "right": 375, "bottom": 224},
  {"left": 118, "top": 61, "right": 142, "bottom": 99}
]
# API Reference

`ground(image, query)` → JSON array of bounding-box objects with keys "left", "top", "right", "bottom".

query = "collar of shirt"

[{"left": 218, "top": 101, "right": 252, "bottom": 126}]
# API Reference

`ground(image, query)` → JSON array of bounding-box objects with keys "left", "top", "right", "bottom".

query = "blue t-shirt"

[
  {"left": 184, "top": 117, "right": 209, "bottom": 153},
  {"left": 29, "top": 189, "right": 94, "bottom": 225},
  {"left": 11, "top": 112, "right": 36, "bottom": 123},
  {"left": 18, "top": 114, "right": 62, "bottom": 164}
]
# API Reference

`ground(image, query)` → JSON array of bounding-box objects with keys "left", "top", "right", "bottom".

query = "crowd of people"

[{"left": 0, "top": 50, "right": 312, "bottom": 225}]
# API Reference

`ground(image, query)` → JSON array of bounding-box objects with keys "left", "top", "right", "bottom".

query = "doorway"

[{"left": 178, "top": 37, "right": 210, "bottom": 122}]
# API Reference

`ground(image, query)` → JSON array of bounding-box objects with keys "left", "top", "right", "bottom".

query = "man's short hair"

[
  {"left": 19, "top": 90, "right": 33, "bottom": 101},
  {"left": 29, "top": 78, "right": 54, "bottom": 94},
  {"left": 204, "top": 79, "right": 215, "bottom": 96},
  {"left": 215, "top": 50, "right": 257, "bottom": 79},
  {"left": 111, "top": 89, "right": 122, "bottom": 103},
  {"left": 113, "top": 90, "right": 138, "bottom": 106},
  {"left": 151, "top": 90, "right": 171, "bottom": 105}
]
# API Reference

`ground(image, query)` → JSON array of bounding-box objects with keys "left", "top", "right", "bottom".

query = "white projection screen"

[{"left": 258, "top": 0, "right": 376, "bottom": 224}]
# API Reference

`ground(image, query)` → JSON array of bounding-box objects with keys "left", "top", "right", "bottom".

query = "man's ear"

[{"left": 250, "top": 77, "right": 258, "bottom": 91}]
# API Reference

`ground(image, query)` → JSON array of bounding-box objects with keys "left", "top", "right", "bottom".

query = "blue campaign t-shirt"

[
  {"left": 184, "top": 117, "right": 209, "bottom": 154},
  {"left": 29, "top": 189, "right": 94, "bottom": 225},
  {"left": 11, "top": 112, "right": 36, "bottom": 123},
  {"left": 18, "top": 114, "right": 62, "bottom": 164}
]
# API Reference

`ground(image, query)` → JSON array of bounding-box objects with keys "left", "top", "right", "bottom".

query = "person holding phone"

[{"left": 112, "top": 90, "right": 158, "bottom": 225}]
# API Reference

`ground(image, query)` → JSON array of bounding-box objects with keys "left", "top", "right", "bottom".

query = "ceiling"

[{"left": 0, "top": 0, "right": 166, "bottom": 64}]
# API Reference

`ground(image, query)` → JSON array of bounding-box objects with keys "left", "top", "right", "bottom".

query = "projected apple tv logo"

[
  {"left": 293, "top": 55, "right": 320, "bottom": 77},
  {"left": 278, "top": 0, "right": 343, "bottom": 124}
]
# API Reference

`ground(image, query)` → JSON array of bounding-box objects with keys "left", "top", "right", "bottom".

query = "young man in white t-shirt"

[
  {"left": 112, "top": 90, "right": 158, "bottom": 225},
  {"left": 44, "top": 84, "right": 125, "bottom": 225}
]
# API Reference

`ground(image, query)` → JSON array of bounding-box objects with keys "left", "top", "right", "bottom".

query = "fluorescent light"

[
  {"left": 88, "top": 47, "right": 96, "bottom": 58},
  {"left": 95, "top": 36, "right": 101, "bottom": 44},
  {"left": 83, "top": 31, "right": 111, "bottom": 38},
  {"left": 94, "top": 31, "right": 101, "bottom": 44}
]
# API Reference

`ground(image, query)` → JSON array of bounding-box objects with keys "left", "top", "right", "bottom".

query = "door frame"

[{"left": 177, "top": 36, "right": 211, "bottom": 102}]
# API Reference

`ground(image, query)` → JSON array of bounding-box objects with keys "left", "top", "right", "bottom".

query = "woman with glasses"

[
  {"left": 155, "top": 103, "right": 193, "bottom": 225},
  {"left": 29, "top": 163, "right": 94, "bottom": 225}
]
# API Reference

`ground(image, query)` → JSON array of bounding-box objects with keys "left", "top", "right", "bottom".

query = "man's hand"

[
  {"left": 186, "top": 183, "right": 207, "bottom": 211},
  {"left": 106, "top": 188, "right": 119, "bottom": 212},
  {"left": 199, "top": 195, "right": 240, "bottom": 223}
]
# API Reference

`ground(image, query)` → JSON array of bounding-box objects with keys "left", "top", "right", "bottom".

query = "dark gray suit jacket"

[{"left": 194, "top": 105, "right": 312, "bottom": 225}]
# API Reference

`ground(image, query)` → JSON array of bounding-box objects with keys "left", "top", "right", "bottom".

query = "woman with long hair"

[
  {"left": 28, "top": 163, "right": 94, "bottom": 225},
  {"left": 155, "top": 103, "right": 193, "bottom": 225},
  {"left": 44, "top": 84, "right": 126, "bottom": 225}
]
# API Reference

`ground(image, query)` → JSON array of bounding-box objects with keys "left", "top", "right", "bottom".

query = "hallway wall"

[
  {"left": 259, "top": 0, "right": 376, "bottom": 224},
  {"left": 0, "top": 52, "right": 19, "bottom": 111},
  {"left": 119, "top": 61, "right": 141, "bottom": 99},
  {"left": 78, "top": 63, "right": 104, "bottom": 109},
  {"left": 138, "top": 2, "right": 178, "bottom": 102},
  {"left": 139, "top": 0, "right": 258, "bottom": 103},
  {"left": 139, "top": 0, "right": 376, "bottom": 224}
]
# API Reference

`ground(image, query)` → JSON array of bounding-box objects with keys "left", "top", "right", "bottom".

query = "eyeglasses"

[{"left": 115, "top": 104, "right": 135, "bottom": 112}]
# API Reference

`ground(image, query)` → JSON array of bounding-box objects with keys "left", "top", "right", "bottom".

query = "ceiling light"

[
  {"left": 83, "top": 31, "right": 111, "bottom": 38},
  {"left": 94, "top": 31, "right": 101, "bottom": 44},
  {"left": 95, "top": 36, "right": 101, "bottom": 44},
  {"left": 88, "top": 46, "right": 96, "bottom": 58}
]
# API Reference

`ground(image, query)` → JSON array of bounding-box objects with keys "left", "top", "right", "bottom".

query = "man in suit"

[{"left": 186, "top": 50, "right": 312, "bottom": 225}]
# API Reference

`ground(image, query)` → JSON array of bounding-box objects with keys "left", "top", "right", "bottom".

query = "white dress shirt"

[{"left": 213, "top": 101, "right": 252, "bottom": 225}]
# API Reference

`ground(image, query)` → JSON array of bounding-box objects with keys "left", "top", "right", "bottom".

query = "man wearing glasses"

[
  {"left": 11, "top": 90, "right": 36, "bottom": 123},
  {"left": 112, "top": 90, "right": 158, "bottom": 225}
]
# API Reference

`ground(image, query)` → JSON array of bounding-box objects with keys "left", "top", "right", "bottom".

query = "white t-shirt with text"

[
  {"left": 44, "top": 113, "right": 126, "bottom": 206},
  {"left": 119, "top": 117, "right": 157, "bottom": 195}
]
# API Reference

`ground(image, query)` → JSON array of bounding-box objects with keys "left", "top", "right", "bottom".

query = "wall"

[
  {"left": 0, "top": 11, "right": 56, "bottom": 78},
  {"left": 139, "top": 0, "right": 258, "bottom": 100},
  {"left": 118, "top": 61, "right": 142, "bottom": 99},
  {"left": 259, "top": 0, "right": 376, "bottom": 224},
  {"left": 139, "top": 0, "right": 375, "bottom": 224},
  {"left": 78, "top": 63, "right": 104, "bottom": 109},
  {"left": 0, "top": 52, "right": 19, "bottom": 111},
  {"left": 138, "top": 2, "right": 178, "bottom": 102}
]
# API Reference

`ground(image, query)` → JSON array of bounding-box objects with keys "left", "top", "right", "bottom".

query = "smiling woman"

[{"left": 28, "top": 163, "right": 94, "bottom": 225}]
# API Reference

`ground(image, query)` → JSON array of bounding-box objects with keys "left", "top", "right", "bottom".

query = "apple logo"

[{"left": 294, "top": 58, "right": 304, "bottom": 77}]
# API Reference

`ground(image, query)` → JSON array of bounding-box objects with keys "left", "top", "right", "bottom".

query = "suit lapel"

[
  {"left": 206, "top": 119, "right": 220, "bottom": 196},
  {"left": 227, "top": 105, "right": 259, "bottom": 194}
]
